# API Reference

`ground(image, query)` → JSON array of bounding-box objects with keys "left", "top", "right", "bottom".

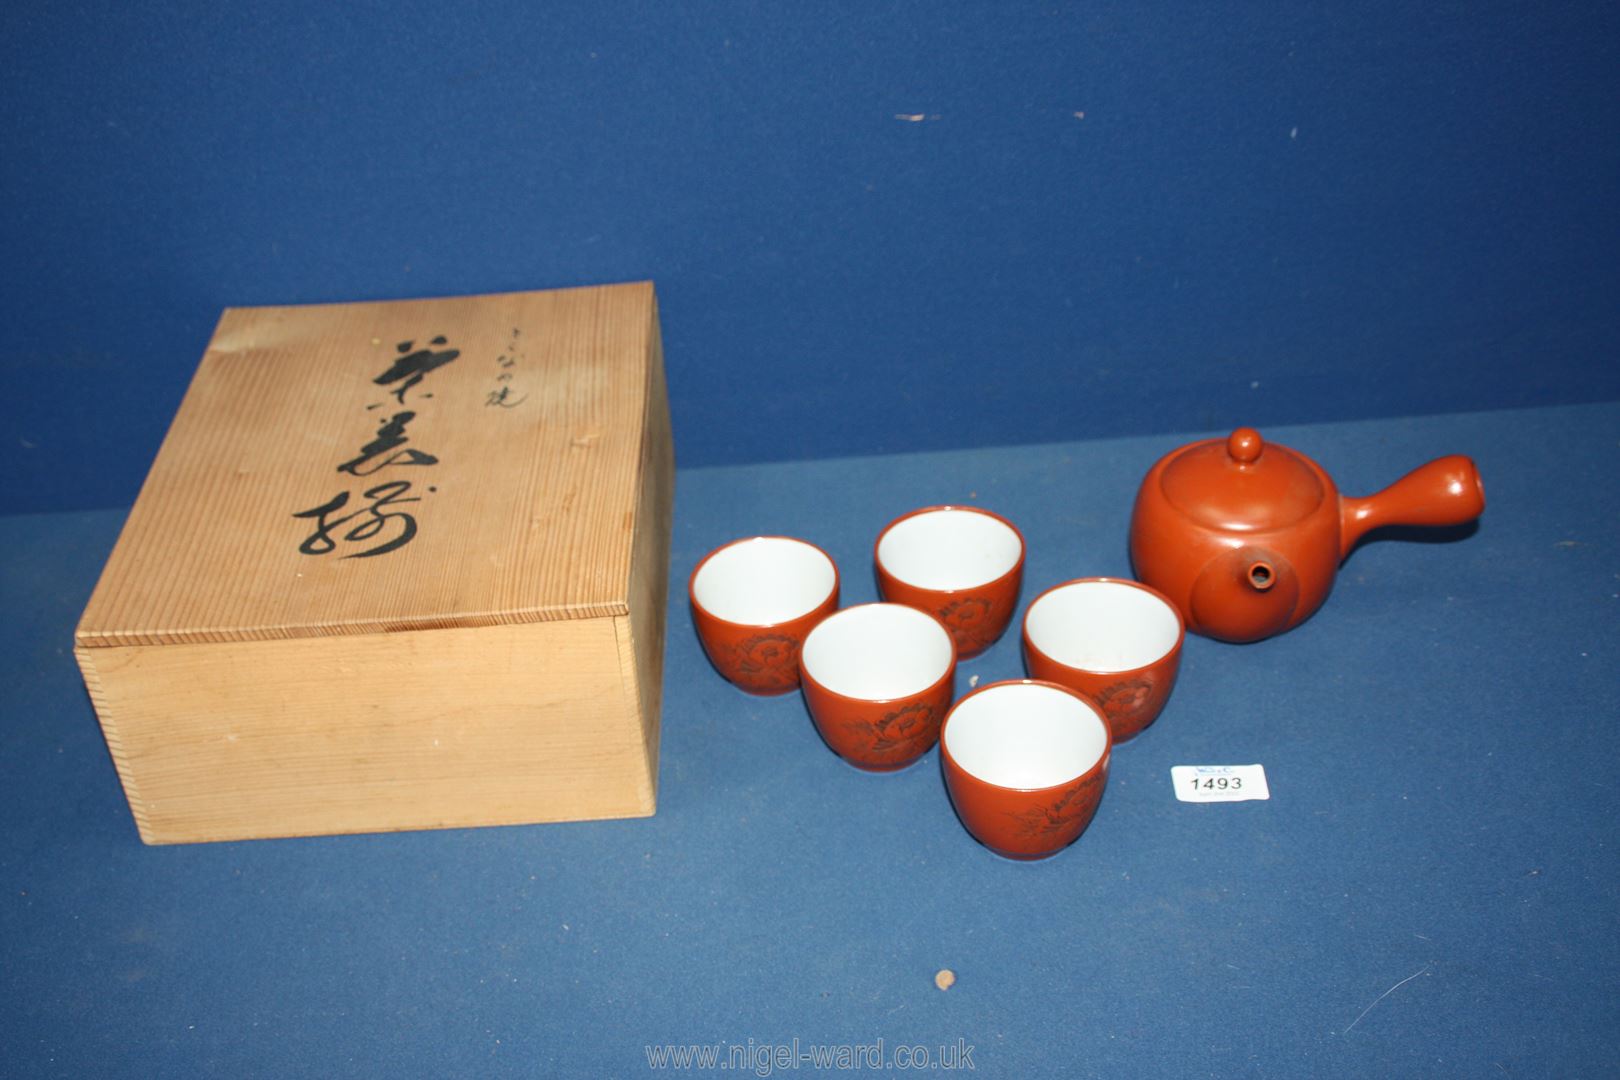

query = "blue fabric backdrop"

[{"left": 3, "top": 1, "right": 1617, "bottom": 510}]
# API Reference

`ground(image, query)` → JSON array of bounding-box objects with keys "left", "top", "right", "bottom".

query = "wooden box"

[{"left": 75, "top": 282, "right": 673, "bottom": 844}]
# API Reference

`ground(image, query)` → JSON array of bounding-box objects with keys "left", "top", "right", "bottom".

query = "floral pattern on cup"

[
  {"left": 1004, "top": 770, "right": 1103, "bottom": 840},
  {"left": 843, "top": 701, "right": 938, "bottom": 758},
  {"left": 1093, "top": 677, "right": 1152, "bottom": 724},
  {"left": 937, "top": 596, "right": 995, "bottom": 652},
  {"left": 733, "top": 634, "right": 801, "bottom": 692}
]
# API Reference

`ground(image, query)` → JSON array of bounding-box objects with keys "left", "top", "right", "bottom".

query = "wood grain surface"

[
  {"left": 614, "top": 313, "right": 674, "bottom": 799},
  {"left": 78, "top": 282, "right": 659, "bottom": 647},
  {"left": 78, "top": 619, "right": 656, "bottom": 844}
]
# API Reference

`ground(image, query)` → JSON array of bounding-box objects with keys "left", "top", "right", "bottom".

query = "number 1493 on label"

[{"left": 1171, "top": 764, "right": 1270, "bottom": 803}]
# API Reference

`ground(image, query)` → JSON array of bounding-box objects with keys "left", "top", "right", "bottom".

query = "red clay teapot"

[{"left": 1129, "top": 427, "right": 1485, "bottom": 643}]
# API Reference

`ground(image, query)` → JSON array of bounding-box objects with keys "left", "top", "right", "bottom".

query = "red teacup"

[
  {"left": 874, "top": 506, "right": 1025, "bottom": 657},
  {"left": 690, "top": 536, "right": 840, "bottom": 695},
  {"left": 1022, "top": 577, "right": 1184, "bottom": 743},
  {"left": 800, "top": 603, "right": 957, "bottom": 772},
  {"left": 939, "top": 679, "right": 1112, "bottom": 860}
]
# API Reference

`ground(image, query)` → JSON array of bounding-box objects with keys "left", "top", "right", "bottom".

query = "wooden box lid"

[{"left": 77, "top": 282, "right": 664, "bottom": 648}]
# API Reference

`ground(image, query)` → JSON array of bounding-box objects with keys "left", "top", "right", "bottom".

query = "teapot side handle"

[{"left": 1339, "top": 455, "right": 1486, "bottom": 558}]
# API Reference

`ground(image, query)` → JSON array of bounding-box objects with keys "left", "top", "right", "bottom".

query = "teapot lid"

[{"left": 1159, "top": 427, "right": 1326, "bottom": 532}]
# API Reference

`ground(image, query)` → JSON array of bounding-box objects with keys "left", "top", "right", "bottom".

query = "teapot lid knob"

[{"left": 1226, "top": 427, "right": 1264, "bottom": 464}]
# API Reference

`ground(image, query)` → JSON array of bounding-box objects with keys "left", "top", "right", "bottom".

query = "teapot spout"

[
  {"left": 1189, "top": 547, "right": 1300, "bottom": 643},
  {"left": 1339, "top": 455, "right": 1485, "bottom": 559}
]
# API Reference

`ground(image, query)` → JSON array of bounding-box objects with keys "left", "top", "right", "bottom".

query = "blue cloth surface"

[{"left": 1, "top": 404, "right": 1617, "bottom": 1077}]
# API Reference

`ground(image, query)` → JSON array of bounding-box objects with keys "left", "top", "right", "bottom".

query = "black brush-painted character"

[
  {"left": 337, "top": 411, "right": 439, "bottom": 476},
  {"left": 374, "top": 336, "right": 460, "bottom": 404},
  {"left": 293, "top": 480, "right": 425, "bottom": 559}
]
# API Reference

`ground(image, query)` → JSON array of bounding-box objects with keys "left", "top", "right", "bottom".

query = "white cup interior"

[
  {"left": 692, "top": 537, "right": 836, "bottom": 625},
  {"left": 877, "top": 509, "right": 1022, "bottom": 590},
  {"left": 1025, "top": 580, "right": 1180, "bottom": 673},
  {"left": 800, "top": 604, "right": 954, "bottom": 700},
  {"left": 944, "top": 682, "right": 1107, "bottom": 789}
]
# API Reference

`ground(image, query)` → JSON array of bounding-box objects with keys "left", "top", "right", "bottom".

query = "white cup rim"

[
  {"left": 1023, "top": 577, "right": 1184, "bottom": 674},
  {"left": 941, "top": 679, "right": 1110, "bottom": 791},
  {"left": 875, "top": 505, "right": 1026, "bottom": 592},
  {"left": 800, "top": 602, "right": 956, "bottom": 702},
  {"left": 690, "top": 535, "right": 839, "bottom": 628}
]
